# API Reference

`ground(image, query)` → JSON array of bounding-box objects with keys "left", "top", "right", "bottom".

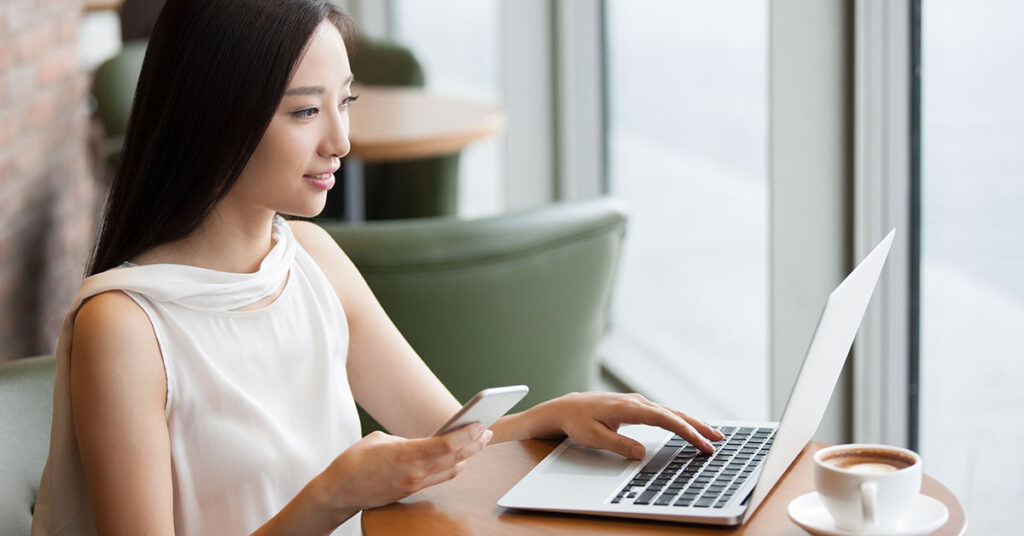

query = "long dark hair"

[{"left": 89, "top": 0, "right": 355, "bottom": 275}]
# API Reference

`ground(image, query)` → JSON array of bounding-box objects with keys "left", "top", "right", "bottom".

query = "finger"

[
  {"left": 618, "top": 404, "right": 715, "bottom": 453},
  {"left": 422, "top": 422, "right": 485, "bottom": 459},
  {"left": 577, "top": 422, "right": 648, "bottom": 460},
  {"left": 449, "top": 429, "right": 491, "bottom": 464},
  {"left": 415, "top": 459, "right": 469, "bottom": 491},
  {"left": 669, "top": 409, "right": 724, "bottom": 442},
  {"left": 423, "top": 428, "right": 491, "bottom": 473}
]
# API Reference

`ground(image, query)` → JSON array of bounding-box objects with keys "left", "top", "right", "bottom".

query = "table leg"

[{"left": 344, "top": 157, "right": 364, "bottom": 222}]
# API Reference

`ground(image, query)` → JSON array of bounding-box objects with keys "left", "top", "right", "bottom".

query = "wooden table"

[
  {"left": 339, "top": 84, "right": 505, "bottom": 220},
  {"left": 347, "top": 84, "right": 505, "bottom": 163},
  {"left": 363, "top": 440, "right": 967, "bottom": 535},
  {"left": 84, "top": 0, "right": 122, "bottom": 12}
]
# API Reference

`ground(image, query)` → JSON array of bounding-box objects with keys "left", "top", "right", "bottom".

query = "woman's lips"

[{"left": 303, "top": 172, "right": 335, "bottom": 191}]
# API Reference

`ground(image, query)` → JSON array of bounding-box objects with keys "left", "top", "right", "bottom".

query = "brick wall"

[{"left": 0, "top": 0, "right": 100, "bottom": 362}]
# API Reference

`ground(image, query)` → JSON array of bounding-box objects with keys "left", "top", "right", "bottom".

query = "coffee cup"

[{"left": 813, "top": 443, "right": 922, "bottom": 532}]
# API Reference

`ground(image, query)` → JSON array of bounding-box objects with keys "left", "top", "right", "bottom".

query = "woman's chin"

[{"left": 280, "top": 199, "right": 329, "bottom": 220}]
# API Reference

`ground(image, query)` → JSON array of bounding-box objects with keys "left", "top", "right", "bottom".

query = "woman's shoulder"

[
  {"left": 286, "top": 219, "right": 362, "bottom": 299},
  {"left": 74, "top": 290, "right": 159, "bottom": 362},
  {"left": 287, "top": 219, "right": 352, "bottom": 266},
  {"left": 77, "top": 290, "right": 148, "bottom": 328}
]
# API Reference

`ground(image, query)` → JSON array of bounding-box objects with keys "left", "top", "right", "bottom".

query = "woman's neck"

[{"left": 132, "top": 205, "right": 279, "bottom": 274}]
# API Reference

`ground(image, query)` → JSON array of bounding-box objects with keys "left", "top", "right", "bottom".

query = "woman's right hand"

[{"left": 313, "top": 423, "right": 492, "bottom": 523}]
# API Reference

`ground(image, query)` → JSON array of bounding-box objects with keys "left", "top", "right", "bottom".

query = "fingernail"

[
  {"left": 483, "top": 430, "right": 494, "bottom": 443},
  {"left": 631, "top": 445, "right": 645, "bottom": 459}
]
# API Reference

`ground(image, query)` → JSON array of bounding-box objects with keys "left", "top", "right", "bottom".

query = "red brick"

[
  {"left": 15, "top": 22, "right": 55, "bottom": 63},
  {"left": 0, "top": 112, "right": 17, "bottom": 147},
  {"left": 0, "top": 182, "right": 29, "bottom": 237},
  {"left": 0, "top": 40, "right": 13, "bottom": 71},
  {"left": 26, "top": 91, "right": 59, "bottom": 128},
  {"left": 5, "top": 64, "right": 36, "bottom": 105},
  {"left": 0, "top": 0, "right": 99, "bottom": 361},
  {"left": 6, "top": 1, "right": 41, "bottom": 36},
  {"left": 9, "top": 134, "right": 45, "bottom": 177},
  {"left": 0, "top": 157, "right": 13, "bottom": 184},
  {"left": 38, "top": 44, "right": 78, "bottom": 85},
  {"left": 58, "top": 10, "right": 80, "bottom": 42}
]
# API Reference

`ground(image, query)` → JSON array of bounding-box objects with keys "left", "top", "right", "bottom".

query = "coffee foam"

[{"left": 821, "top": 448, "right": 916, "bottom": 473}]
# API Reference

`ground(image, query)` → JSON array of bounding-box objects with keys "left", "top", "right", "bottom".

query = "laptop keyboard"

[{"left": 611, "top": 426, "right": 775, "bottom": 508}]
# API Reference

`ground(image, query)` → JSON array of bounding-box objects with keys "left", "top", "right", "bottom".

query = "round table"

[
  {"left": 338, "top": 84, "right": 505, "bottom": 220},
  {"left": 348, "top": 84, "right": 505, "bottom": 163},
  {"left": 363, "top": 440, "right": 967, "bottom": 535}
]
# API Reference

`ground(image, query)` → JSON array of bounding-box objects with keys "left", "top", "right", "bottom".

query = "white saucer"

[{"left": 787, "top": 492, "right": 949, "bottom": 536}]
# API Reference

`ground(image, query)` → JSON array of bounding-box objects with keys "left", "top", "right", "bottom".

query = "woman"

[{"left": 33, "top": 1, "right": 722, "bottom": 534}]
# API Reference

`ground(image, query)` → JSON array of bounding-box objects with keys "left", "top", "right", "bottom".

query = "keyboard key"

[
  {"left": 655, "top": 494, "right": 676, "bottom": 506},
  {"left": 695, "top": 497, "right": 716, "bottom": 508},
  {"left": 673, "top": 498, "right": 695, "bottom": 507},
  {"left": 641, "top": 447, "right": 680, "bottom": 475},
  {"left": 633, "top": 489, "right": 659, "bottom": 505}
]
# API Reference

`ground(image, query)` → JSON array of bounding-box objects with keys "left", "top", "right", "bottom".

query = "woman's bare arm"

[
  {"left": 70, "top": 291, "right": 176, "bottom": 535},
  {"left": 71, "top": 288, "right": 487, "bottom": 536},
  {"left": 290, "top": 221, "right": 462, "bottom": 437}
]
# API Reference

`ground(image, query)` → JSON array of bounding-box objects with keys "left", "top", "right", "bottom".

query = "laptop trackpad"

[{"left": 541, "top": 442, "right": 635, "bottom": 477}]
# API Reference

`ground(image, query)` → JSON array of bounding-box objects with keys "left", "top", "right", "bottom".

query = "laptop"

[{"left": 498, "top": 229, "right": 896, "bottom": 525}]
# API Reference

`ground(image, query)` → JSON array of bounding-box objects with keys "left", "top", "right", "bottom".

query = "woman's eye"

[
  {"left": 292, "top": 107, "right": 319, "bottom": 119},
  {"left": 340, "top": 94, "right": 360, "bottom": 109}
]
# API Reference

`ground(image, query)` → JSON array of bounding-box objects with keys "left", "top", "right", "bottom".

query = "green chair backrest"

[
  {"left": 321, "top": 198, "right": 628, "bottom": 427},
  {"left": 92, "top": 41, "right": 147, "bottom": 142},
  {"left": 0, "top": 355, "right": 55, "bottom": 535},
  {"left": 349, "top": 36, "right": 426, "bottom": 88}
]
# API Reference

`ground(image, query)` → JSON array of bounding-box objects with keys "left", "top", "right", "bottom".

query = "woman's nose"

[{"left": 321, "top": 111, "right": 351, "bottom": 159}]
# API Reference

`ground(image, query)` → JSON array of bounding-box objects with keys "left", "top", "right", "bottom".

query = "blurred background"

[{"left": 1, "top": 0, "right": 1021, "bottom": 532}]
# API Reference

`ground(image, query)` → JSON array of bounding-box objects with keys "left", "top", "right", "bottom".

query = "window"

[
  {"left": 919, "top": 1, "right": 1024, "bottom": 532},
  {"left": 391, "top": 0, "right": 504, "bottom": 217},
  {"left": 602, "top": 0, "right": 769, "bottom": 419}
]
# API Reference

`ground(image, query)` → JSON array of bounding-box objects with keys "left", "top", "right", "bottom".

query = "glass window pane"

[
  {"left": 605, "top": 0, "right": 768, "bottom": 418},
  {"left": 391, "top": 0, "right": 504, "bottom": 217},
  {"left": 920, "top": 1, "right": 1024, "bottom": 533}
]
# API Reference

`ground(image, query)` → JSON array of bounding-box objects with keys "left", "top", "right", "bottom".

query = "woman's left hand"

[{"left": 491, "top": 392, "right": 725, "bottom": 460}]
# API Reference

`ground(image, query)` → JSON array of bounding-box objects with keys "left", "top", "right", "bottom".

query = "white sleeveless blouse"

[{"left": 32, "top": 217, "right": 363, "bottom": 535}]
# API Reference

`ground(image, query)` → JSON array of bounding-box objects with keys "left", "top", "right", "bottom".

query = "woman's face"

[{"left": 231, "top": 20, "right": 354, "bottom": 218}]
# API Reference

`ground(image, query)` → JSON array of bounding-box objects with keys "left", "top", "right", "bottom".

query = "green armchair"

[
  {"left": 343, "top": 36, "right": 460, "bottom": 220},
  {"left": 320, "top": 198, "right": 628, "bottom": 433},
  {"left": 0, "top": 355, "right": 55, "bottom": 535},
  {"left": 91, "top": 41, "right": 147, "bottom": 168}
]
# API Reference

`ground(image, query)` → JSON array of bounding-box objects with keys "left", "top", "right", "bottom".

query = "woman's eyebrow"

[
  {"left": 283, "top": 75, "right": 355, "bottom": 97},
  {"left": 284, "top": 86, "right": 324, "bottom": 96}
]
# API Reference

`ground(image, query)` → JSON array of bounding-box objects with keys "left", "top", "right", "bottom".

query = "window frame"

[
  {"left": 852, "top": 0, "right": 916, "bottom": 449},
  {"left": 592, "top": 0, "right": 858, "bottom": 442},
  {"left": 374, "top": 0, "right": 887, "bottom": 445}
]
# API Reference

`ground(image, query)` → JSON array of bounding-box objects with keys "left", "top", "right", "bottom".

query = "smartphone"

[{"left": 431, "top": 385, "right": 529, "bottom": 436}]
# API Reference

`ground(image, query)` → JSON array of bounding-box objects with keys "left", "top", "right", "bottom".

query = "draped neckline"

[{"left": 111, "top": 215, "right": 296, "bottom": 312}]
